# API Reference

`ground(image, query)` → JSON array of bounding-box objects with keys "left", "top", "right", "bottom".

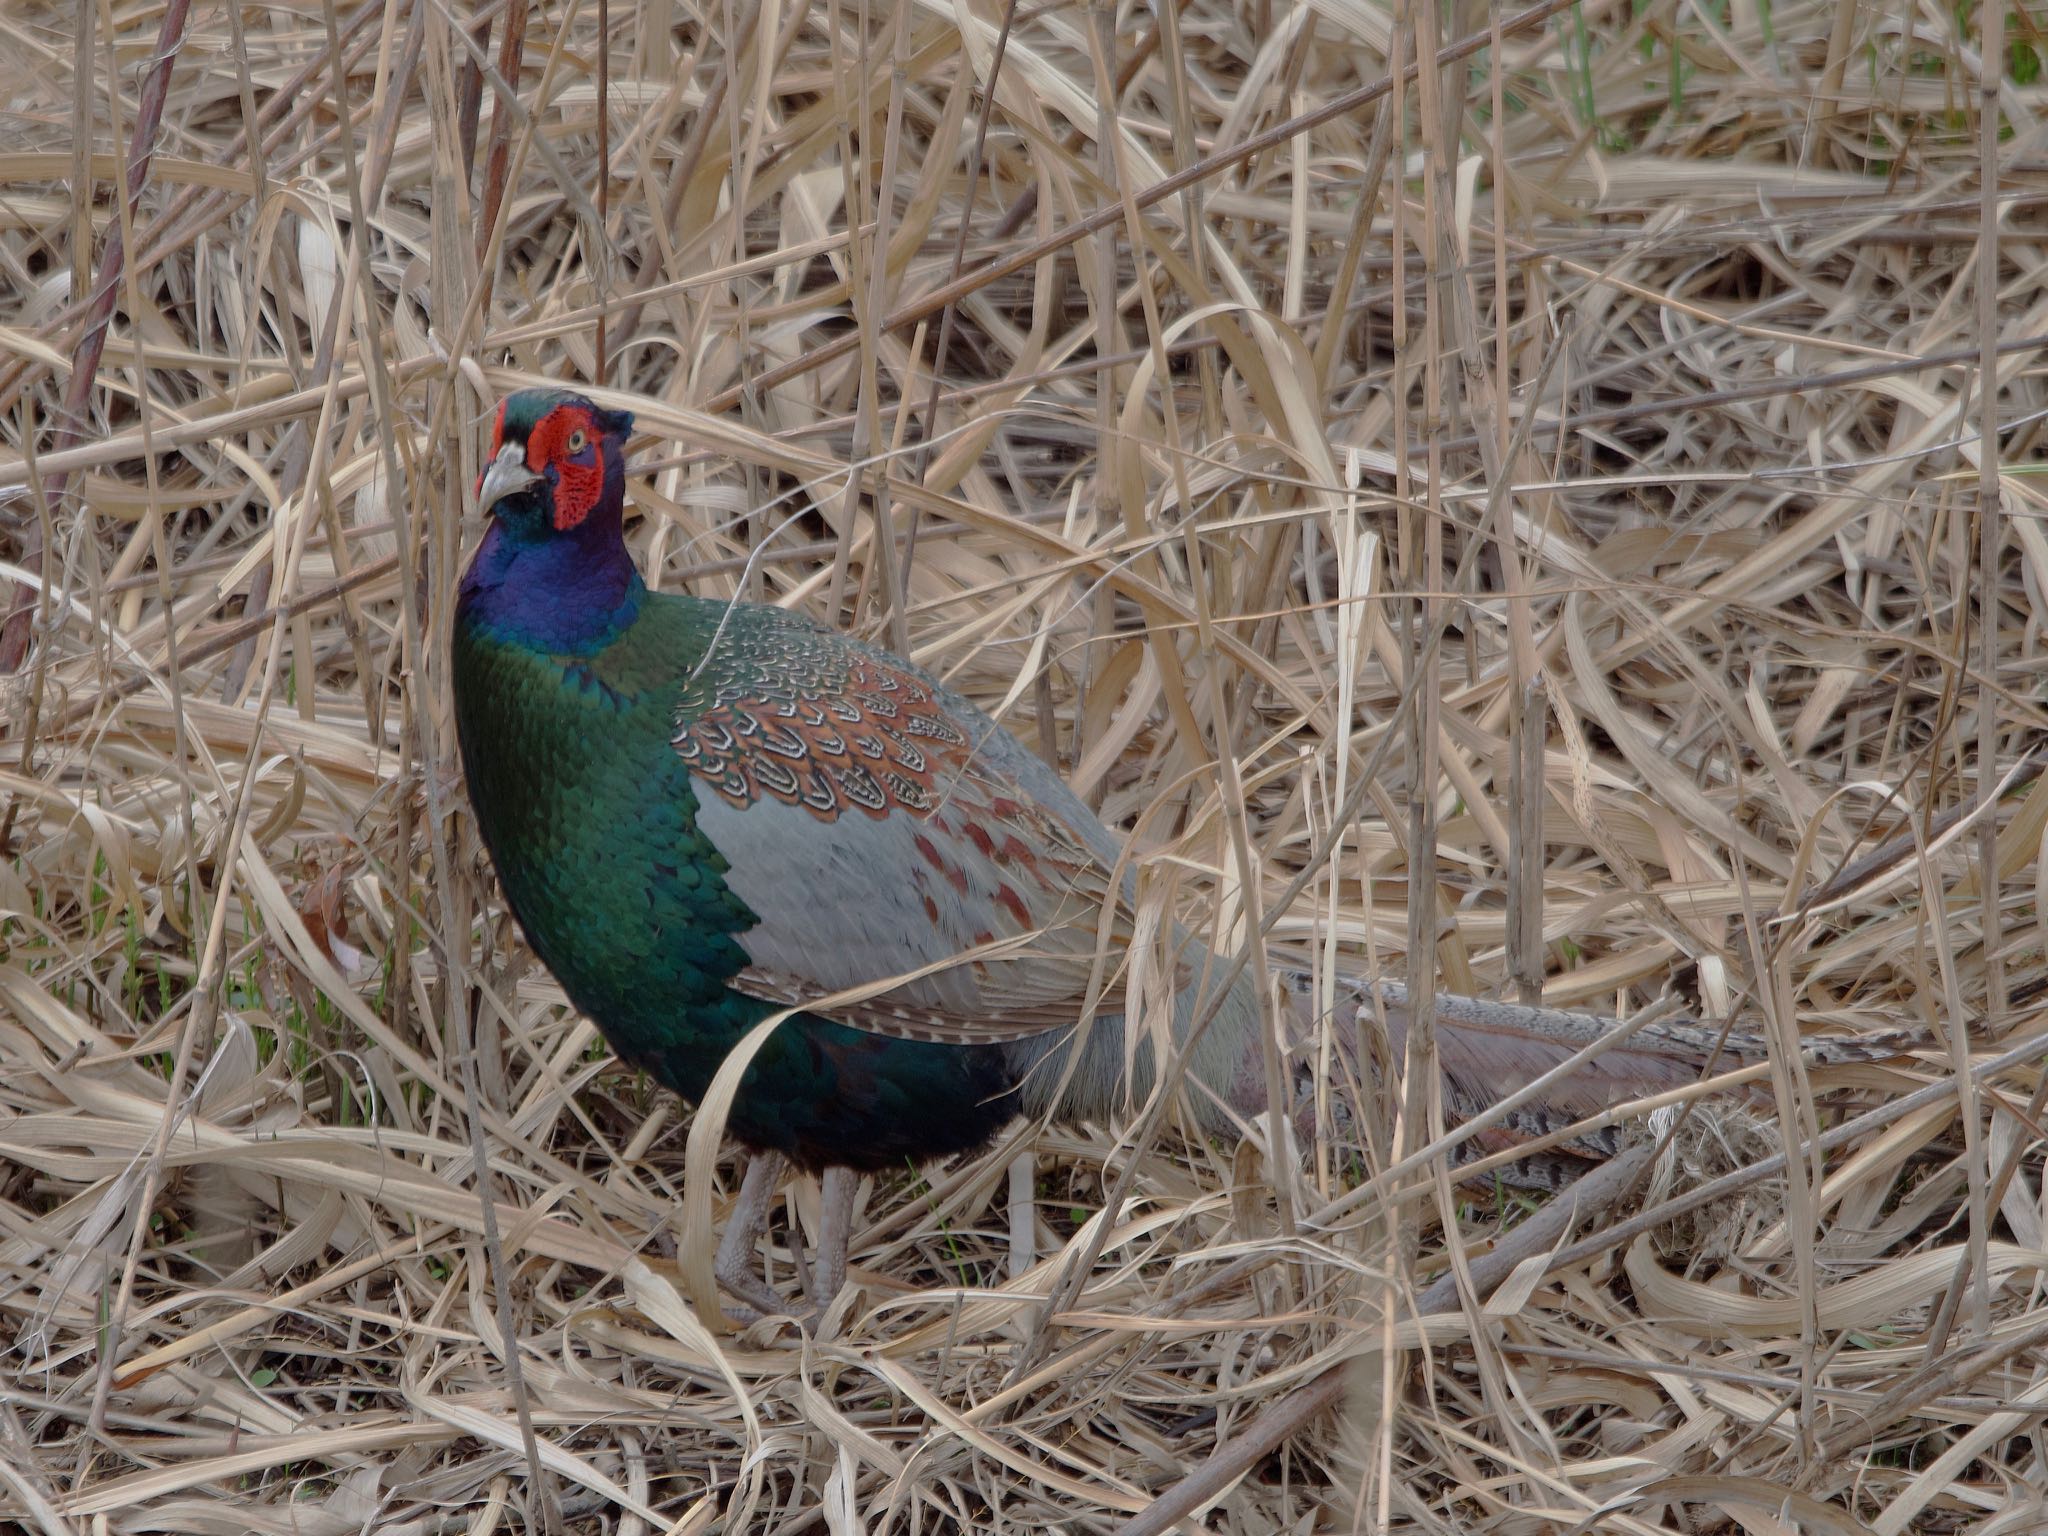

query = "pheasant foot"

[
  {"left": 803, "top": 1166, "right": 857, "bottom": 1309},
  {"left": 715, "top": 1150, "right": 792, "bottom": 1319}
]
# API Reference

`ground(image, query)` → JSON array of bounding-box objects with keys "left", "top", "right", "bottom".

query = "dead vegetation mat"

[{"left": 3, "top": 0, "right": 2048, "bottom": 1531}]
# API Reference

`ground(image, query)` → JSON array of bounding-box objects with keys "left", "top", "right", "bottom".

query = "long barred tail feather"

[{"left": 1270, "top": 967, "right": 1918, "bottom": 1190}]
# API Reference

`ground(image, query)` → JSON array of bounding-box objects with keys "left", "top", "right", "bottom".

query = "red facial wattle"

[{"left": 526, "top": 404, "right": 606, "bottom": 531}]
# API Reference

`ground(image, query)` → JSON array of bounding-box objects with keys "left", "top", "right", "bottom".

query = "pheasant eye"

[{"left": 566, "top": 428, "right": 588, "bottom": 455}]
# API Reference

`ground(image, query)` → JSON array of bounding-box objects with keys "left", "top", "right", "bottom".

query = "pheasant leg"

[
  {"left": 806, "top": 1166, "right": 858, "bottom": 1308},
  {"left": 715, "top": 1150, "right": 790, "bottom": 1317}
]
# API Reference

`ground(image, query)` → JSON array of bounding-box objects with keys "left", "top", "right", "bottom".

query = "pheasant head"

[
  {"left": 476, "top": 388, "right": 636, "bottom": 539},
  {"left": 462, "top": 388, "right": 639, "bottom": 651}
]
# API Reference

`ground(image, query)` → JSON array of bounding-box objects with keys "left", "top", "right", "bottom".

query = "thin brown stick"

[
  {"left": 594, "top": 0, "right": 610, "bottom": 387},
  {"left": 1976, "top": 0, "right": 2007, "bottom": 1027},
  {"left": 900, "top": 0, "right": 1018, "bottom": 599},
  {"left": 0, "top": 0, "right": 195, "bottom": 673},
  {"left": 475, "top": 0, "right": 532, "bottom": 271}
]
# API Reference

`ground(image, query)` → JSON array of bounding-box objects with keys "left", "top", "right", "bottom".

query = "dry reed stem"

[{"left": 3, "top": 0, "right": 2046, "bottom": 1531}]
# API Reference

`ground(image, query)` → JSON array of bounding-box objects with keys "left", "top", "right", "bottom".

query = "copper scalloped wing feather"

[{"left": 672, "top": 612, "right": 1145, "bottom": 1046}]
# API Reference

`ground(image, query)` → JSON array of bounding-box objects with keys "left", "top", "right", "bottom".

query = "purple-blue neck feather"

[{"left": 456, "top": 440, "right": 642, "bottom": 654}]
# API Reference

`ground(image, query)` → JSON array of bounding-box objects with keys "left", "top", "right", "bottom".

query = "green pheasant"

[{"left": 452, "top": 388, "right": 1265, "bottom": 1315}]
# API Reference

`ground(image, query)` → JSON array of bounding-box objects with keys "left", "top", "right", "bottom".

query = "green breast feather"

[{"left": 452, "top": 600, "right": 757, "bottom": 1063}]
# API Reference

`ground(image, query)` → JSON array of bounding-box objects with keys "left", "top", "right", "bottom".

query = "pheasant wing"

[{"left": 673, "top": 613, "right": 1146, "bottom": 1045}]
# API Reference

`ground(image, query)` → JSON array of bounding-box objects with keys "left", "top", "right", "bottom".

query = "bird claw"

[
  {"left": 713, "top": 1261, "right": 792, "bottom": 1323},
  {"left": 714, "top": 1277, "right": 829, "bottom": 1336},
  {"left": 711, "top": 1153, "right": 858, "bottom": 1334},
  {"left": 715, "top": 1241, "right": 833, "bottom": 1333}
]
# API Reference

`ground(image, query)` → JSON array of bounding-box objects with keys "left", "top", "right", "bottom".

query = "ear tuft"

[{"left": 595, "top": 407, "right": 635, "bottom": 438}]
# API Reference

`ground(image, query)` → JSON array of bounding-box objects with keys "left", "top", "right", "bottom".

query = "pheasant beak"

[{"left": 476, "top": 442, "right": 543, "bottom": 517}]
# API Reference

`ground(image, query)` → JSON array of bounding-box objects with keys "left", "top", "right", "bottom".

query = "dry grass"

[{"left": 3, "top": 0, "right": 2047, "bottom": 1530}]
